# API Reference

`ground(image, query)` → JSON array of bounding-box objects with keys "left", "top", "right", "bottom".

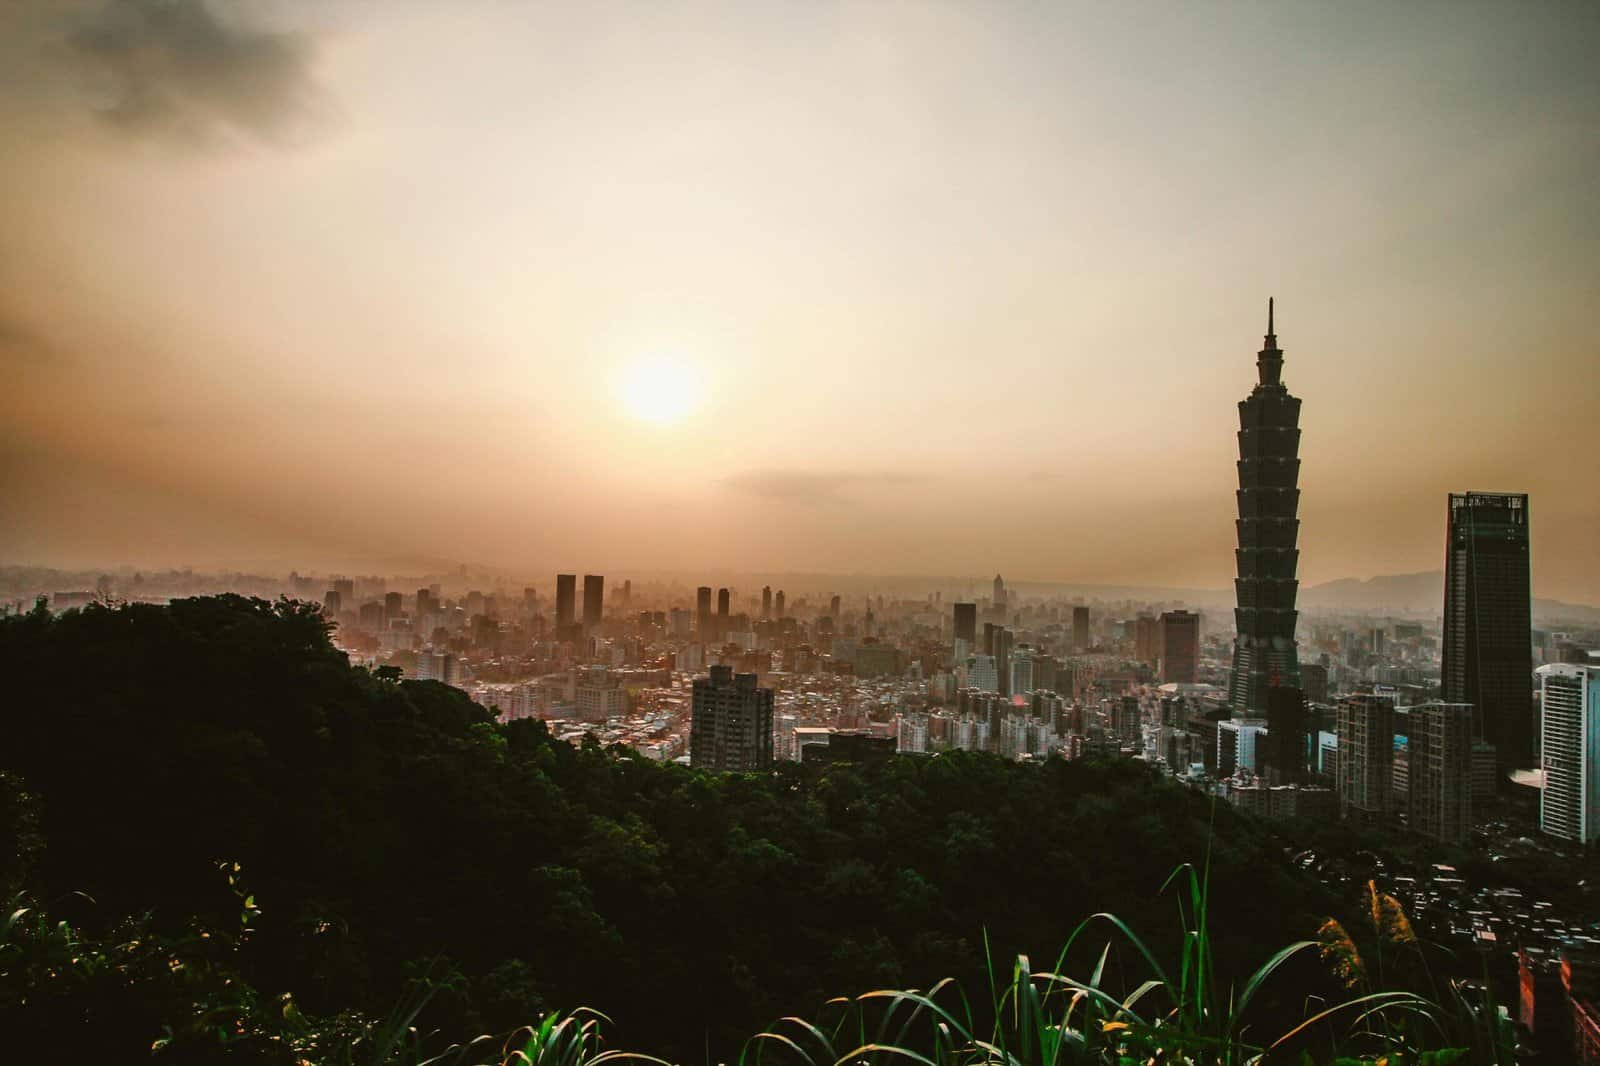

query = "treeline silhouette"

[{"left": 0, "top": 596, "right": 1334, "bottom": 1062}]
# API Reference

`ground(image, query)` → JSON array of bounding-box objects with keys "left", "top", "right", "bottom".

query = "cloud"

[
  {"left": 721, "top": 469, "right": 922, "bottom": 507},
  {"left": 58, "top": 0, "right": 324, "bottom": 146}
]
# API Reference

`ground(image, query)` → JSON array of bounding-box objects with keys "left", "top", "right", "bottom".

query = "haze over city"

[{"left": 2, "top": 1, "right": 1596, "bottom": 602}]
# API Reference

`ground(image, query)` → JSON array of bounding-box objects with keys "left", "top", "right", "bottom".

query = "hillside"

[{"left": 1, "top": 597, "right": 1340, "bottom": 1061}]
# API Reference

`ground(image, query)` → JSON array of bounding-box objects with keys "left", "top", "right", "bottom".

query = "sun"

[{"left": 620, "top": 354, "right": 704, "bottom": 425}]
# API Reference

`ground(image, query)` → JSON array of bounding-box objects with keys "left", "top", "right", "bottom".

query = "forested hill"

[{"left": 0, "top": 596, "right": 1333, "bottom": 1062}]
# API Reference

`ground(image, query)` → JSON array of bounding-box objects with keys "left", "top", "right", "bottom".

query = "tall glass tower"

[
  {"left": 1443, "top": 491, "right": 1532, "bottom": 771},
  {"left": 1228, "top": 300, "right": 1302, "bottom": 717}
]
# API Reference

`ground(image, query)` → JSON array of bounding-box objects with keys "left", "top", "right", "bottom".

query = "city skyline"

[{"left": 3, "top": 2, "right": 1598, "bottom": 603}]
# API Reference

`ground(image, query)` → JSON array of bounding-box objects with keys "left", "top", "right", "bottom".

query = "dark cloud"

[
  {"left": 721, "top": 469, "right": 921, "bottom": 507},
  {"left": 63, "top": 0, "right": 323, "bottom": 145}
]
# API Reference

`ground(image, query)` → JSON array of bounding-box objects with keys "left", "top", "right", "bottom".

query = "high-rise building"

[
  {"left": 696, "top": 586, "right": 713, "bottom": 640},
  {"left": 993, "top": 627, "right": 1014, "bottom": 698},
  {"left": 1010, "top": 645, "right": 1034, "bottom": 696},
  {"left": 762, "top": 586, "right": 772, "bottom": 618},
  {"left": 582, "top": 574, "right": 604, "bottom": 630},
  {"left": 1134, "top": 615, "right": 1158, "bottom": 663},
  {"left": 1408, "top": 702, "right": 1474, "bottom": 844},
  {"left": 1442, "top": 492, "right": 1533, "bottom": 772},
  {"left": 829, "top": 594, "right": 841, "bottom": 618},
  {"left": 1261, "top": 686, "right": 1309, "bottom": 786},
  {"left": 1158, "top": 610, "right": 1200, "bottom": 685},
  {"left": 953, "top": 603, "right": 977, "bottom": 645},
  {"left": 993, "top": 574, "right": 1007, "bottom": 609},
  {"left": 964, "top": 655, "right": 999, "bottom": 693},
  {"left": 1072, "top": 606, "right": 1090, "bottom": 649},
  {"left": 1336, "top": 694, "right": 1395, "bottom": 820},
  {"left": 556, "top": 574, "right": 577, "bottom": 630},
  {"left": 1537, "top": 664, "right": 1600, "bottom": 843},
  {"left": 716, "top": 587, "right": 730, "bottom": 642},
  {"left": 690, "top": 664, "right": 774, "bottom": 772},
  {"left": 775, "top": 590, "right": 786, "bottom": 618},
  {"left": 1228, "top": 300, "right": 1303, "bottom": 718}
]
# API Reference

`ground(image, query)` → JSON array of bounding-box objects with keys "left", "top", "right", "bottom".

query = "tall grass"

[{"left": 734, "top": 860, "right": 1509, "bottom": 1066}]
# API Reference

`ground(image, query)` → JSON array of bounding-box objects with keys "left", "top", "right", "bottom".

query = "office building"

[
  {"left": 1261, "top": 686, "right": 1309, "bottom": 786},
  {"left": 1159, "top": 610, "right": 1200, "bottom": 684},
  {"left": 1134, "top": 615, "right": 1158, "bottom": 663},
  {"left": 1337, "top": 694, "right": 1395, "bottom": 820},
  {"left": 689, "top": 665, "right": 774, "bottom": 772},
  {"left": 1443, "top": 492, "right": 1533, "bottom": 772},
  {"left": 696, "top": 586, "right": 713, "bottom": 640},
  {"left": 762, "top": 585, "right": 772, "bottom": 618},
  {"left": 965, "top": 655, "right": 999, "bottom": 693},
  {"left": 716, "top": 587, "right": 730, "bottom": 642},
  {"left": 556, "top": 574, "right": 577, "bottom": 630},
  {"left": 1072, "top": 606, "right": 1090, "bottom": 649},
  {"left": 575, "top": 667, "right": 628, "bottom": 723},
  {"left": 1010, "top": 645, "right": 1034, "bottom": 696},
  {"left": 1408, "top": 702, "right": 1474, "bottom": 844},
  {"left": 1218, "top": 719, "right": 1265, "bottom": 776},
  {"left": 953, "top": 602, "right": 977, "bottom": 646},
  {"left": 993, "top": 574, "right": 1007, "bottom": 609},
  {"left": 993, "top": 626, "right": 1015, "bottom": 698},
  {"left": 582, "top": 574, "right": 604, "bottom": 630},
  {"left": 1228, "top": 300, "right": 1303, "bottom": 717},
  {"left": 1538, "top": 664, "right": 1600, "bottom": 843},
  {"left": 775, "top": 590, "right": 786, "bottom": 618}
]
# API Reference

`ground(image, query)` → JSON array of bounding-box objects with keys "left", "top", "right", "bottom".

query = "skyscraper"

[
  {"left": 696, "top": 586, "right": 713, "bottom": 640},
  {"left": 1261, "top": 686, "right": 1309, "bottom": 786},
  {"left": 1228, "top": 299, "right": 1303, "bottom": 718},
  {"left": 1336, "top": 693, "right": 1394, "bottom": 820},
  {"left": 1072, "top": 606, "right": 1090, "bottom": 649},
  {"left": 993, "top": 574, "right": 1006, "bottom": 609},
  {"left": 555, "top": 574, "right": 577, "bottom": 630},
  {"left": 1134, "top": 615, "right": 1158, "bottom": 663},
  {"left": 993, "top": 627, "right": 1015, "bottom": 698},
  {"left": 1158, "top": 610, "right": 1199, "bottom": 685},
  {"left": 1537, "top": 664, "right": 1600, "bottom": 843},
  {"left": 1408, "top": 702, "right": 1474, "bottom": 844},
  {"left": 774, "top": 590, "right": 785, "bottom": 618},
  {"left": 1442, "top": 492, "right": 1533, "bottom": 772},
  {"left": 582, "top": 574, "right": 604, "bottom": 630},
  {"left": 762, "top": 585, "right": 772, "bottom": 618},
  {"left": 716, "top": 587, "right": 730, "bottom": 642},
  {"left": 690, "top": 664, "right": 774, "bottom": 772},
  {"left": 952, "top": 602, "right": 978, "bottom": 645}
]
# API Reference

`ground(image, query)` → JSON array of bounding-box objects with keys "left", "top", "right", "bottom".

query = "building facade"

[
  {"left": 1337, "top": 693, "right": 1395, "bottom": 820},
  {"left": 1442, "top": 491, "right": 1533, "bottom": 772},
  {"left": 689, "top": 664, "right": 774, "bottom": 772},
  {"left": 582, "top": 574, "right": 604, "bottom": 630},
  {"left": 1538, "top": 664, "right": 1600, "bottom": 843},
  {"left": 1159, "top": 610, "right": 1200, "bottom": 685},
  {"left": 1408, "top": 701, "right": 1475, "bottom": 843}
]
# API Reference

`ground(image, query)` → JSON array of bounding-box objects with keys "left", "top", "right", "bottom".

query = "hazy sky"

[{"left": 2, "top": 1, "right": 1597, "bottom": 601}]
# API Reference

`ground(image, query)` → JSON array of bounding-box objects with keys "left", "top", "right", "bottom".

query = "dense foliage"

[{"left": 0, "top": 596, "right": 1344, "bottom": 1061}]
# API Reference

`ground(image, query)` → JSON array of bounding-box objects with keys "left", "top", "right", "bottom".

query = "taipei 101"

[{"left": 3, "top": 3, "right": 1597, "bottom": 1062}]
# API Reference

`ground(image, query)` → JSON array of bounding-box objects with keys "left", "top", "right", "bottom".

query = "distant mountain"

[
  {"left": 1300, "top": 571, "right": 1443, "bottom": 613},
  {"left": 1301, "top": 570, "right": 1600, "bottom": 622}
]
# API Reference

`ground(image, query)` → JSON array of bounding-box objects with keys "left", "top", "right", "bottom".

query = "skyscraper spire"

[{"left": 1256, "top": 296, "right": 1284, "bottom": 388}]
